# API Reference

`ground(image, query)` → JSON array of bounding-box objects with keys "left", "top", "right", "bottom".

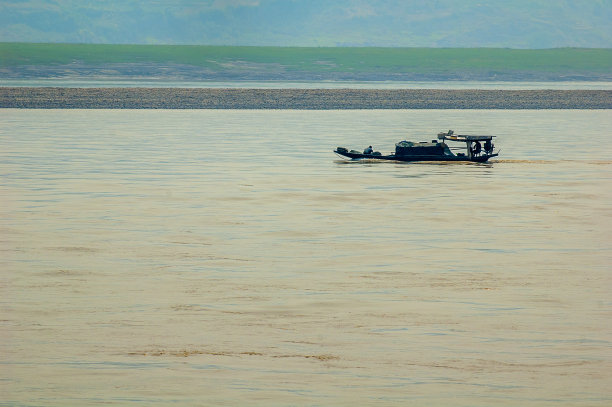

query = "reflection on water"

[{"left": 2, "top": 109, "right": 611, "bottom": 406}]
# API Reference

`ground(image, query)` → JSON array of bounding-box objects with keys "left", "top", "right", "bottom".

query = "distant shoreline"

[{"left": 1, "top": 87, "right": 611, "bottom": 109}]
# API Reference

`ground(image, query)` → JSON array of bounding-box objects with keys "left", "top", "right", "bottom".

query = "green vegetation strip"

[{"left": 2, "top": 43, "right": 611, "bottom": 74}]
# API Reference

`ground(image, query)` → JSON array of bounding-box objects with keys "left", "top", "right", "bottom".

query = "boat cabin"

[
  {"left": 394, "top": 140, "right": 453, "bottom": 157},
  {"left": 437, "top": 130, "right": 495, "bottom": 160}
]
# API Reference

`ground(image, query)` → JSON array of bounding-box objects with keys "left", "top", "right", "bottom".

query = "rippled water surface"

[{"left": 2, "top": 109, "right": 611, "bottom": 406}]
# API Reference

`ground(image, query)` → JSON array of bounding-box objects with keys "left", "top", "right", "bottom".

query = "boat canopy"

[
  {"left": 437, "top": 130, "right": 494, "bottom": 142},
  {"left": 395, "top": 140, "right": 446, "bottom": 156}
]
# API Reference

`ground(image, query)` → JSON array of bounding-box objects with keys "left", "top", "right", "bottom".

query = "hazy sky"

[{"left": 1, "top": 0, "right": 611, "bottom": 48}]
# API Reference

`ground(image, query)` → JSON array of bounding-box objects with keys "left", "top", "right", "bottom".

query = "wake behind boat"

[{"left": 334, "top": 130, "right": 498, "bottom": 163}]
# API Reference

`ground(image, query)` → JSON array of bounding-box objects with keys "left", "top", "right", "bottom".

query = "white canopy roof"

[{"left": 437, "top": 131, "right": 494, "bottom": 142}]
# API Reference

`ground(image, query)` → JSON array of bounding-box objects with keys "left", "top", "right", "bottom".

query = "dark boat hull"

[{"left": 334, "top": 149, "right": 497, "bottom": 163}]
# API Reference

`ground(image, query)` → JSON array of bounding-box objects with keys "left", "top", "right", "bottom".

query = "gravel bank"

[{"left": 1, "top": 87, "right": 610, "bottom": 109}]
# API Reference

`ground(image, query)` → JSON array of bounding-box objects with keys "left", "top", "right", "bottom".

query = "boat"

[{"left": 334, "top": 130, "right": 498, "bottom": 163}]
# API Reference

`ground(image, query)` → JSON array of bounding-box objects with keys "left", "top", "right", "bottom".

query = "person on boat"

[
  {"left": 363, "top": 145, "right": 374, "bottom": 154},
  {"left": 484, "top": 139, "right": 493, "bottom": 154},
  {"left": 471, "top": 141, "right": 481, "bottom": 156}
]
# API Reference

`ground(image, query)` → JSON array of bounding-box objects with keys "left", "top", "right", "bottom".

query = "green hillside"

[{"left": 2, "top": 43, "right": 611, "bottom": 81}]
